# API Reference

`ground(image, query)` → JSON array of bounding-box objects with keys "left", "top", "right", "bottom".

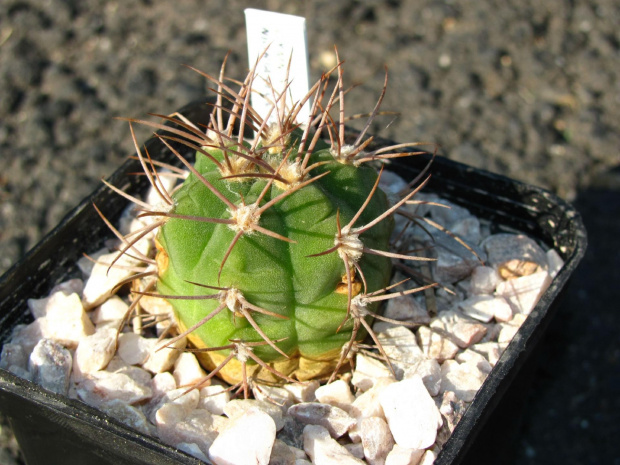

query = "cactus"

[{"left": 104, "top": 53, "right": 436, "bottom": 394}]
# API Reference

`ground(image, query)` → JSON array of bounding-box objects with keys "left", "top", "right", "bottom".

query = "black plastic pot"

[{"left": 0, "top": 100, "right": 587, "bottom": 465}]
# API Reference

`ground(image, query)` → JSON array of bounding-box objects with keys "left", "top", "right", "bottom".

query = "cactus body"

[
  {"left": 156, "top": 131, "right": 393, "bottom": 382},
  {"left": 114, "top": 56, "right": 432, "bottom": 387}
]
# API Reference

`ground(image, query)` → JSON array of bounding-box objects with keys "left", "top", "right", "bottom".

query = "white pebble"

[
  {"left": 100, "top": 399, "right": 153, "bottom": 436},
  {"left": 377, "top": 326, "right": 423, "bottom": 374},
  {"left": 377, "top": 326, "right": 422, "bottom": 363},
  {"left": 379, "top": 376, "right": 442, "bottom": 450},
  {"left": 117, "top": 332, "right": 152, "bottom": 365},
  {"left": 50, "top": 279, "right": 84, "bottom": 297},
  {"left": 303, "top": 425, "right": 365, "bottom": 465},
  {"left": 314, "top": 379, "right": 355, "bottom": 411},
  {"left": 199, "top": 384, "right": 230, "bottom": 416},
  {"left": 155, "top": 402, "right": 186, "bottom": 425},
  {"left": 440, "top": 359, "right": 488, "bottom": 402},
  {"left": 142, "top": 337, "right": 186, "bottom": 373},
  {"left": 427, "top": 196, "right": 472, "bottom": 227},
  {"left": 459, "top": 295, "right": 513, "bottom": 323},
  {"left": 74, "top": 327, "right": 117, "bottom": 375},
  {"left": 152, "top": 388, "right": 200, "bottom": 423},
  {"left": 450, "top": 216, "right": 482, "bottom": 245},
  {"left": 77, "top": 370, "right": 152, "bottom": 407},
  {"left": 455, "top": 349, "right": 493, "bottom": 374},
  {"left": 376, "top": 327, "right": 442, "bottom": 396},
  {"left": 351, "top": 353, "right": 393, "bottom": 391},
  {"left": 114, "top": 364, "right": 152, "bottom": 386},
  {"left": 432, "top": 245, "right": 480, "bottom": 284},
  {"left": 288, "top": 402, "right": 355, "bottom": 439},
  {"left": 382, "top": 293, "right": 430, "bottom": 326},
  {"left": 212, "top": 414, "right": 231, "bottom": 433},
  {"left": 419, "top": 448, "right": 438, "bottom": 464},
  {"left": 269, "top": 439, "right": 297, "bottom": 465},
  {"left": 546, "top": 249, "right": 564, "bottom": 277},
  {"left": 430, "top": 310, "right": 487, "bottom": 349},
  {"left": 417, "top": 326, "right": 459, "bottom": 362},
  {"left": 29, "top": 339, "right": 73, "bottom": 395},
  {"left": 27, "top": 291, "right": 65, "bottom": 319},
  {"left": 10, "top": 321, "right": 48, "bottom": 354},
  {"left": 470, "top": 342, "right": 503, "bottom": 366},
  {"left": 27, "top": 280, "right": 84, "bottom": 318},
  {"left": 457, "top": 295, "right": 494, "bottom": 323},
  {"left": 403, "top": 358, "right": 442, "bottom": 397},
  {"left": 224, "top": 399, "right": 284, "bottom": 431},
  {"left": 157, "top": 407, "right": 217, "bottom": 457},
  {"left": 379, "top": 170, "right": 408, "bottom": 202},
  {"left": 469, "top": 266, "right": 500, "bottom": 294},
  {"left": 284, "top": 380, "right": 319, "bottom": 403},
  {"left": 82, "top": 251, "right": 144, "bottom": 309},
  {"left": 372, "top": 320, "right": 400, "bottom": 334},
  {"left": 495, "top": 270, "right": 552, "bottom": 315},
  {"left": 151, "top": 371, "right": 177, "bottom": 399},
  {"left": 385, "top": 444, "right": 425, "bottom": 465},
  {"left": 42, "top": 292, "right": 95, "bottom": 348},
  {"left": 105, "top": 355, "right": 130, "bottom": 372},
  {"left": 492, "top": 297, "right": 515, "bottom": 322},
  {"left": 173, "top": 351, "right": 206, "bottom": 387},
  {"left": 0, "top": 343, "right": 28, "bottom": 371},
  {"left": 77, "top": 248, "right": 107, "bottom": 277},
  {"left": 209, "top": 408, "right": 276, "bottom": 465},
  {"left": 91, "top": 295, "right": 129, "bottom": 325},
  {"left": 145, "top": 176, "right": 178, "bottom": 206},
  {"left": 497, "top": 313, "right": 527, "bottom": 344},
  {"left": 348, "top": 378, "right": 396, "bottom": 442},
  {"left": 253, "top": 383, "right": 295, "bottom": 411},
  {"left": 352, "top": 377, "right": 394, "bottom": 417},
  {"left": 482, "top": 234, "right": 547, "bottom": 278},
  {"left": 122, "top": 220, "right": 156, "bottom": 252},
  {"left": 360, "top": 417, "right": 395, "bottom": 465},
  {"left": 137, "top": 292, "right": 175, "bottom": 317}
]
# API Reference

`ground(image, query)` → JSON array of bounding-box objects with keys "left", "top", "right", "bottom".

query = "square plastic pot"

[{"left": 0, "top": 99, "right": 587, "bottom": 465}]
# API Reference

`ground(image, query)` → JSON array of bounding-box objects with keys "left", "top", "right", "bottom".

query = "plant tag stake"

[{"left": 244, "top": 9, "right": 311, "bottom": 125}]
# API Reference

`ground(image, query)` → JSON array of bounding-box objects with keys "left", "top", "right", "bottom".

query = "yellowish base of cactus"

[{"left": 181, "top": 323, "right": 344, "bottom": 384}]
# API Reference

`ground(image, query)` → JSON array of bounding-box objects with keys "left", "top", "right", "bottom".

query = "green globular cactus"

[
  {"left": 114, "top": 55, "right": 434, "bottom": 390},
  {"left": 156, "top": 131, "right": 393, "bottom": 384}
]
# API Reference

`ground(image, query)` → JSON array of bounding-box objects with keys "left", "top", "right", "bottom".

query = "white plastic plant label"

[{"left": 244, "top": 8, "right": 311, "bottom": 125}]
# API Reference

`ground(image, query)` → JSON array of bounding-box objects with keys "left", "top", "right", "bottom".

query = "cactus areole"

[{"left": 117, "top": 54, "right": 434, "bottom": 387}]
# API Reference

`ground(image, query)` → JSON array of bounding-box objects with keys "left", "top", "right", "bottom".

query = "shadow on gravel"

[
  {"left": 511, "top": 187, "right": 620, "bottom": 465},
  {"left": 459, "top": 187, "right": 619, "bottom": 465}
]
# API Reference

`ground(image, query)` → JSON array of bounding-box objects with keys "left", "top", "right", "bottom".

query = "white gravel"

[{"left": 0, "top": 181, "right": 563, "bottom": 464}]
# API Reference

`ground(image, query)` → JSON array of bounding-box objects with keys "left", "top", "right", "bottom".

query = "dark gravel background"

[{"left": 0, "top": 1, "right": 618, "bottom": 464}]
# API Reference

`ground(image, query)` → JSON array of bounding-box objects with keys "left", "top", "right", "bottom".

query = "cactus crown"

[{"left": 101, "top": 51, "right": 438, "bottom": 396}]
